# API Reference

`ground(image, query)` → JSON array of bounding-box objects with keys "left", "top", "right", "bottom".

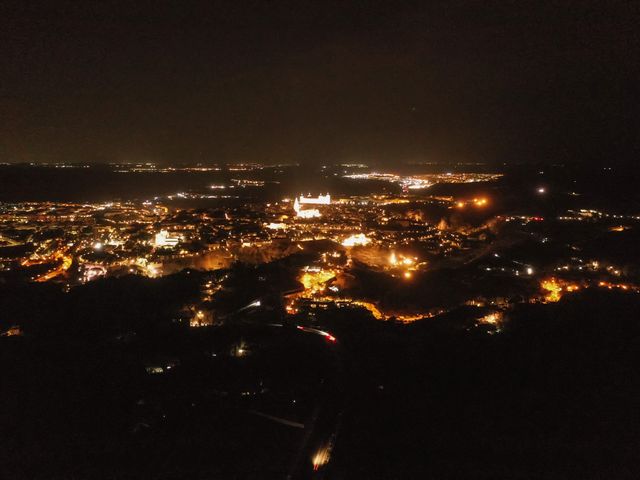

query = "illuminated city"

[
  {"left": 2, "top": 1, "right": 639, "bottom": 478},
  {"left": 2, "top": 158, "right": 640, "bottom": 478},
  {"left": 0, "top": 159, "right": 640, "bottom": 474},
  {"left": 3, "top": 165, "right": 636, "bottom": 322}
]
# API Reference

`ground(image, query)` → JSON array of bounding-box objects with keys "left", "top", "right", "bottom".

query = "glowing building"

[
  {"left": 293, "top": 193, "right": 330, "bottom": 218},
  {"left": 298, "top": 193, "right": 331, "bottom": 205},
  {"left": 82, "top": 264, "right": 107, "bottom": 283},
  {"left": 154, "top": 230, "right": 180, "bottom": 247},
  {"left": 342, "top": 233, "right": 372, "bottom": 247},
  {"left": 296, "top": 208, "right": 321, "bottom": 218}
]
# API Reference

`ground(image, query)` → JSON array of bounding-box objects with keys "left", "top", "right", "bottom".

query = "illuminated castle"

[
  {"left": 293, "top": 193, "right": 330, "bottom": 218},
  {"left": 297, "top": 193, "right": 331, "bottom": 205}
]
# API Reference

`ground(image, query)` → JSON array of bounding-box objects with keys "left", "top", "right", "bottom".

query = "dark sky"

[{"left": 1, "top": 0, "right": 638, "bottom": 165}]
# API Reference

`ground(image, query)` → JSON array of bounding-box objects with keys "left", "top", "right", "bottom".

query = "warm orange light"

[
  {"left": 312, "top": 446, "right": 331, "bottom": 471},
  {"left": 541, "top": 278, "right": 582, "bottom": 302},
  {"left": 300, "top": 269, "right": 336, "bottom": 294},
  {"left": 478, "top": 312, "right": 503, "bottom": 325},
  {"left": 541, "top": 278, "right": 562, "bottom": 302}
]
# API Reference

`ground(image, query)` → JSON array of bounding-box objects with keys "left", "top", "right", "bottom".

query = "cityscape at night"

[
  {"left": 2, "top": 1, "right": 640, "bottom": 479},
  {"left": 2, "top": 161, "right": 640, "bottom": 478}
]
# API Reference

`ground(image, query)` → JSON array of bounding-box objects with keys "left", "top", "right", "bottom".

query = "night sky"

[{"left": 2, "top": 0, "right": 638, "bottom": 165}]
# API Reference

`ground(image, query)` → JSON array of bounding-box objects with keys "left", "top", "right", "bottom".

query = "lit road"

[
  {"left": 34, "top": 251, "right": 73, "bottom": 282},
  {"left": 287, "top": 325, "right": 348, "bottom": 479},
  {"left": 220, "top": 302, "right": 348, "bottom": 478}
]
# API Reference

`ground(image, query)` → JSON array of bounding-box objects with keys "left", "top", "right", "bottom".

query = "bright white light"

[
  {"left": 537, "top": 187, "right": 546, "bottom": 194},
  {"left": 266, "top": 222, "right": 286, "bottom": 229},
  {"left": 342, "top": 233, "right": 371, "bottom": 247},
  {"left": 154, "top": 230, "right": 180, "bottom": 247},
  {"left": 298, "top": 193, "right": 331, "bottom": 205},
  {"left": 296, "top": 208, "right": 321, "bottom": 218},
  {"left": 526, "top": 267, "right": 534, "bottom": 275},
  {"left": 93, "top": 242, "right": 102, "bottom": 250}
]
